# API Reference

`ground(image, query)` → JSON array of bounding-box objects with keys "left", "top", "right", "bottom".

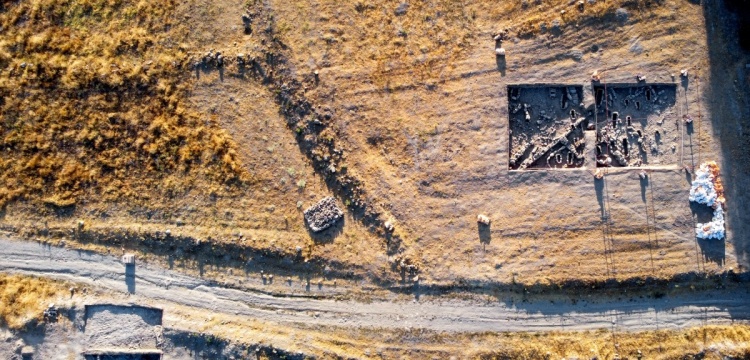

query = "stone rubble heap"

[
  {"left": 689, "top": 161, "right": 726, "bottom": 240},
  {"left": 304, "top": 197, "right": 344, "bottom": 232}
]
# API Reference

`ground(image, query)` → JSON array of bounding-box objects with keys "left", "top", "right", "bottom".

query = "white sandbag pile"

[{"left": 688, "top": 161, "right": 726, "bottom": 240}]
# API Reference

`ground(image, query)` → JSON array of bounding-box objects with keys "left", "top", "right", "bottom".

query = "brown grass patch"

[
  {"left": 0, "top": 0, "right": 249, "bottom": 210},
  {"left": 0, "top": 273, "right": 67, "bottom": 329}
]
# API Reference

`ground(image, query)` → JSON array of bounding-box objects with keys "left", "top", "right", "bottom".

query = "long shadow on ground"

[{"left": 703, "top": 0, "right": 750, "bottom": 268}]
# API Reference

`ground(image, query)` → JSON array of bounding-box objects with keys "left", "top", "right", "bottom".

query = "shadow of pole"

[{"left": 125, "top": 264, "right": 136, "bottom": 294}]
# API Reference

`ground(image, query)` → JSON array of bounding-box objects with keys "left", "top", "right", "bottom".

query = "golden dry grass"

[
  {"left": 0, "top": 273, "right": 67, "bottom": 329},
  {"left": 0, "top": 0, "right": 248, "bottom": 209},
  {"left": 472, "top": 326, "right": 750, "bottom": 359}
]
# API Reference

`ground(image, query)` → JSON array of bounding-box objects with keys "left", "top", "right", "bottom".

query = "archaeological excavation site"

[
  {"left": 2, "top": 0, "right": 750, "bottom": 358},
  {"left": 508, "top": 81, "right": 680, "bottom": 171}
]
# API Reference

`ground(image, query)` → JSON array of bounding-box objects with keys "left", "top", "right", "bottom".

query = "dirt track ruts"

[{"left": 1, "top": 236, "right": 748, "bottom": 333}]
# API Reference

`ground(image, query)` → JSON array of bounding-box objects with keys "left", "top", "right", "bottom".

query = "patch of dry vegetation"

[
  {"left": 474, "top": 0, "right": 671, "bottom": 38},
  {"left": 0, "top": 0, "right": 248, "bottom": 209},
  {"left": 271, "top": 0, "right": 476, "bottom": 89},
  {"left": 473, "top": 325, "right": 750, "bottom": 359},
  {"left": 0, "top": 273, "right": 67, "bottom": 329}
]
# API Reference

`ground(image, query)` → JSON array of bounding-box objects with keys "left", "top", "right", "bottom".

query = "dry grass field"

[
  {"left": 5, "top": 0, "right": 750, "bottom": 357},
  {"left": 0, "top": 0, "right": 746, "bottom": 303},
  {"left": 0, "top": 273, "right": 67, "bottom": 329}
]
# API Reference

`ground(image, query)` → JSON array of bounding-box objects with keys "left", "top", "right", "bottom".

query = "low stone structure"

[{"left": 304, "top": 197, "right": 344, "bottom": 232}]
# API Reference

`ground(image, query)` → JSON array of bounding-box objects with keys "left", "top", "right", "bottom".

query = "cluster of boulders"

[
  {"left": 394, "top": 256, "right": 420, "bottom": 281},
  {"left": 303, "top": 197, "right": 344, "bottom": 232},
  {"left": 43, "top": 304, "right": 58, "bottom": 321},
  {"left": 197, "top": 50, "right": 225, "bottom": 68}
]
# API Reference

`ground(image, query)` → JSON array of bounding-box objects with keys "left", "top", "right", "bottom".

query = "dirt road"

[{"left": 1, "top": 237, "right": 747, "bottom": 333}]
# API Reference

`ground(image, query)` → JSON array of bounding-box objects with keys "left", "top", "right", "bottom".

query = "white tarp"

[{"left": 689, "top": 162, "right": 725, "bottom": 240}]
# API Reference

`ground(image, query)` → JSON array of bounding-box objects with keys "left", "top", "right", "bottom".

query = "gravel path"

[{"left": 1, "top": 237, "right": 748, "bottom": 333}]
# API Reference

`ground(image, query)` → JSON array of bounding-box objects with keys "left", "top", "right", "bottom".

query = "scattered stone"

[
  {"left": 242, "top": 18, "right": 252, "bottom": 34},
  {"left": 569, "top": 49, "right": 583, "bottom": 61},
  {"left": 122, "top": 253, "right": 136, "bottom": 265},
  {"left": 303, "top": 197, "right": 344, "bottom": 232},
  {"left": 477, "top": 214, "right": 491, "bottom": 225},
  {"left": 43, "top": 304, "right": 58, "bottom": 320},
  {"left": 21, "top": 346, "right": 34, "bottom": 357},
  {"left": 394, "top": 3, "right": 409, "bottom": 16},
  {"left": 591, "top": 69, "right": 601, "bottom": 82},
  {"left": 615, "top": 8, "right": 629, "bottom": 23},
  {"left": 551, "top": 19, "right": 561, "bottom": 33}
]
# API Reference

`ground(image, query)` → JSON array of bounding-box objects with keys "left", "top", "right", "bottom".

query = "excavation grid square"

[
  {"left": 593, "top": 83, "right": 678, "bottom": 167},
  {"left": 508, "top": 84, "right": 587, "bottom": 170}
]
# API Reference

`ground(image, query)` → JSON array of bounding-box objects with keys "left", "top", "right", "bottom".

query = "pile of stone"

[
  {"left": 43, "top": 304, "right": 58, "bottom": 321},
  {"left": 304, "top": 197, "right": 343, "bottom": 232}
]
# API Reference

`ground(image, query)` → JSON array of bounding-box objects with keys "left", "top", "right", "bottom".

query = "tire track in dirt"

[{"left": 1, "top": 237, "right": 749, "bottom": 333}]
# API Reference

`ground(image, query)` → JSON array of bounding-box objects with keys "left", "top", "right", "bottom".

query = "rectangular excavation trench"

[
  {"left": 592, "top": 83, "right": 678, "bottom": 168},
  {"left": 508, "top": 84, "right": 589, "bottom": 170}
]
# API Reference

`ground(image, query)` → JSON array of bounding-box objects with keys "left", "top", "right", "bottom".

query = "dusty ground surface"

[
  {"left": 2, "top": 240, "right": 750, "bottom": 358},
  {"left": 84, "top": 304, "right": 163, "bottom": 351},
  {"left": 268, "top": 0, "right": 734, "bottom": 285},
  {"left": 0, "top": 0, "right": 745, "bottom": 291},
  {"left": 2, "top": 238, "right": 750, "bottom": 334},
  {"left": 2, "top": 0, "right": 750, "bottom": 358}
]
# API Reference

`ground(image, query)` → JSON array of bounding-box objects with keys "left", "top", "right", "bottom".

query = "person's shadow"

[{"left": 125, "top": 264, "right": 136, "bottom": 294}]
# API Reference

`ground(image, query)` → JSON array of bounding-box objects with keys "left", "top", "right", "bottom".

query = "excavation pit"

[
  {"left": 592, "top": 83, "right": 678, "bottom": 168},
  {"left": 508, "top": 84, "right": 588, "bottom": 170}
]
